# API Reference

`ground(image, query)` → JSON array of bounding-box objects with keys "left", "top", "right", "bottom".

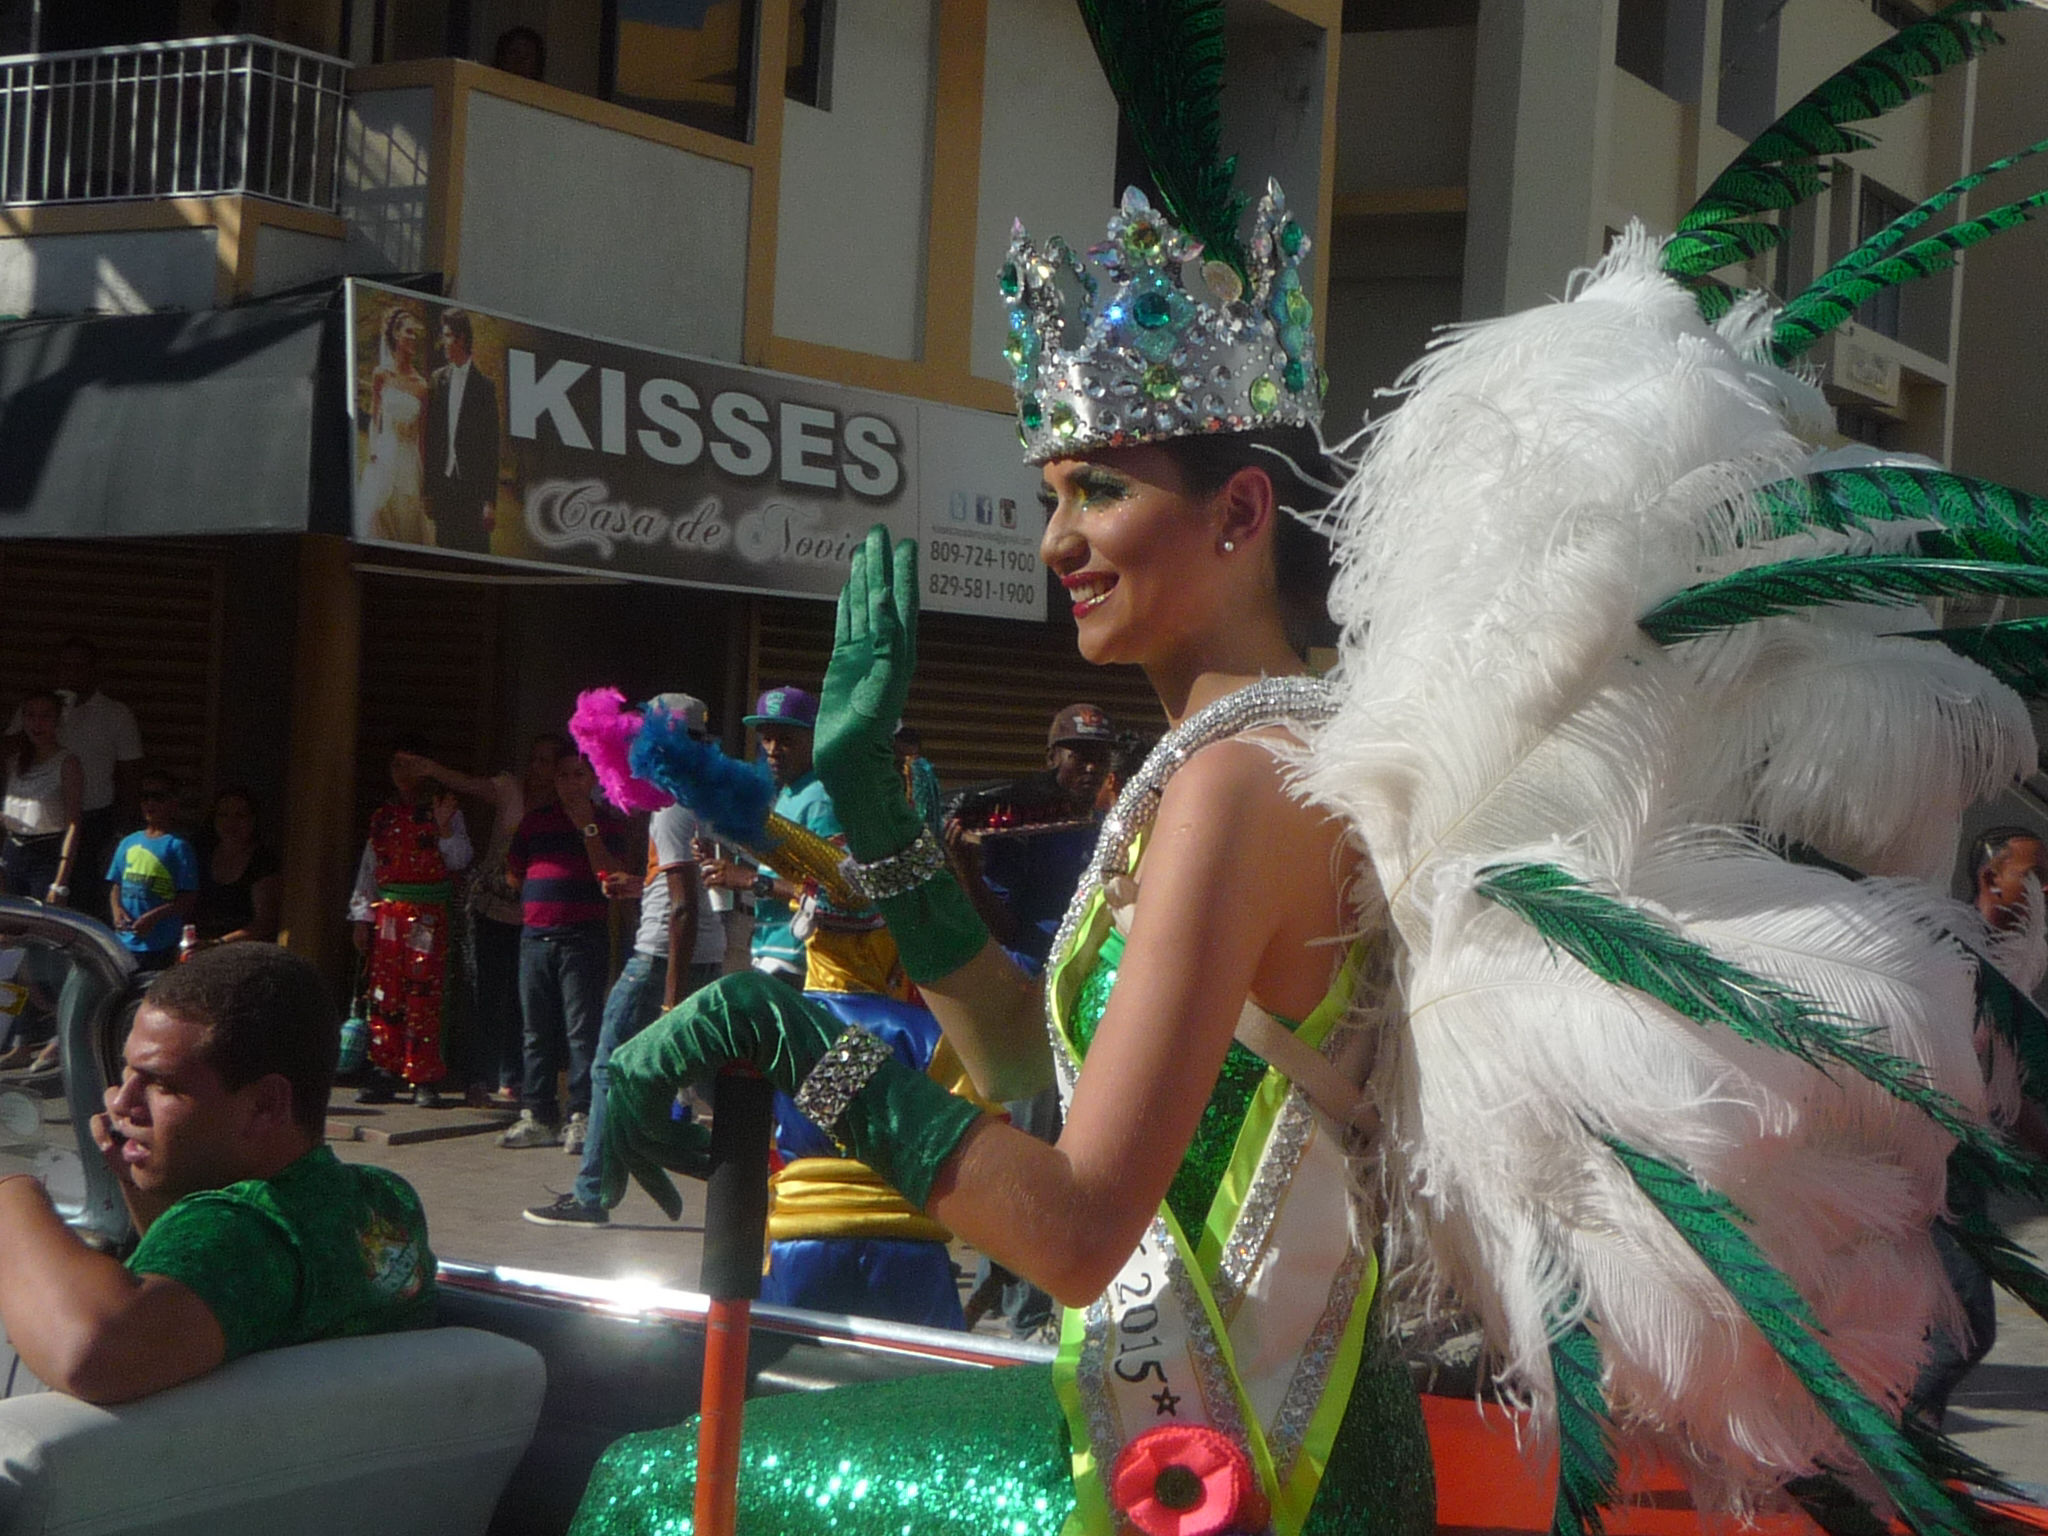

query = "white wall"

[
  {"left": 456, "top": 92, "right": 750, "bottom": 360},
  {"left": 773, "top": 0, "right": 937, "bottom": 360},
  {"left": 0, "top": 229, "right": 218, "bottom": 319},
  {"left": 1777, "top": 0, "right": 1931, "bottom": 199},
  {"left": 343, "top": 87, "right": 435, "bottom": 273},
  {"left": 250, "top": 225, "right": 361, "bottom": 297},
  {"left": 1337, "top": 28, "right": 1475, "bottom": 194},
  {"left": 1605, "top": 66, "right": 1689, "bottom": 233},
  {"left": 1223, "top": 2, "right": 1328, "bottom": 230},
  {"left": 970, "top": 0, "right": 1120, "bottom": 383}
]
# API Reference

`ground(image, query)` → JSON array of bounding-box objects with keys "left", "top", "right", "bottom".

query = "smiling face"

[
  {"left": 391, "top": 313, "right": 424, "bottom": 367},
  {"left": 1038, "top": 445, "right": 1230, "bottom": 668},
  {"left": 105, "top": 1004, "right": 268, "bottom": 1200}
]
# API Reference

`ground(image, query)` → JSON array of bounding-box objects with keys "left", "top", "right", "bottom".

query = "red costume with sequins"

[{"left": 359, "top": 801, "right": 463, "bottom": 1085}]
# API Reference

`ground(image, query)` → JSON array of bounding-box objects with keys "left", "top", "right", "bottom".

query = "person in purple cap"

[{"left": 698, "top": 686, "right": 837, "bottom": 983}]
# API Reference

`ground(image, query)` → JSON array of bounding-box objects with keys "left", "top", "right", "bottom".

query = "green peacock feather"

[
  {"left": 1604, "top": 1137, "right": 1992, "bottom": 1536},
  {"left": 1638, "top": 557, "right": 2048, "bottom": 645},
  {"left": 1474, "top": 863, "right": 2047, "bottom": 1198},
  {"left": 1903, "top": 617, "right": 2048, "bottom": 698},
  {"left": 1807, "top": 133, "right": 2048, "bottom": 287},
  {"left": 1550, "top": 1317, "right": 1616, "bottom": 1536},
  {"left": 1747, "top": 466, "right": 2048, "bottom": 549},
  {"left": 1071, "top": 0, "right": 1247, "bottom": 278},
  {"left": 1664, "top": 1, "right": 2025, "bottom": 292},
  {"left": 1772, "top": 186, "right": 2048, "bottom": 362}
]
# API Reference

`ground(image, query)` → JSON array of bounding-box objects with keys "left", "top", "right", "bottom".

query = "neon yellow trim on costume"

[
  {"left": 767, "top": 1157, "right": 954, "bottom": 1243},
  {"left": 1277, "top": 1249, "right": 1377, "bottom": 1531}
]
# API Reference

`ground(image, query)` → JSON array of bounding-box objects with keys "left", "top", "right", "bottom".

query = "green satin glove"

[
  {"left": 816, "top": 526, "right": 993, "bottom": 982},
  {"left": 816, "top": 525, "right": 925, "bottom": 862},
  {"left": 600, "top": 971, "right": 987, "bottom": 1218}
]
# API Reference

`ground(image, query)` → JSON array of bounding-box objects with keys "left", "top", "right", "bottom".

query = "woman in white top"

[{"left": 1, "top": 690, "right": 82, "bottom": 907}]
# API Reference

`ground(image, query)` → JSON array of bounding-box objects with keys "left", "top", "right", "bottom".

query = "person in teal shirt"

[
  {"left": 105, "top": 768, "right": 200, "bottom": 968},
  {"left": 699, "top": 686, "right": 844, "bottom": 981},
  {"left": 0, "top": 943, "right": 435, "bottom": 1403}
]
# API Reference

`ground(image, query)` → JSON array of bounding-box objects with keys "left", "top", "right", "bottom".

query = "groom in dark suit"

[{"left": 423, "top": 309, "right": 500, "bottom": 554}]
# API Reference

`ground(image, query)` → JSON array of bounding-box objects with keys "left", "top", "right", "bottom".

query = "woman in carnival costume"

[{"left": 574, "top": 6, "right": 2048, "bottom": 1535}]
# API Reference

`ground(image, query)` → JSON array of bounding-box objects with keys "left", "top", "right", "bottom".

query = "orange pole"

[
  {"left": 693, "top": 1297, "right": 752, "bottom": 1536},
  {"left": 691, "top": 1066, "right": 773, "bottom": 1536}
]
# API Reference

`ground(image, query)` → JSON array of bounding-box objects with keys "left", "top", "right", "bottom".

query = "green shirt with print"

[{"left": 126, "top": 1145, "right": 437, "bottom": 1361}]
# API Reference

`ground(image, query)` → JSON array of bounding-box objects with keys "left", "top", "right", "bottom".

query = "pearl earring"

[{"left": 1221, "top": 540, "right": 1236, "bottom": 553}]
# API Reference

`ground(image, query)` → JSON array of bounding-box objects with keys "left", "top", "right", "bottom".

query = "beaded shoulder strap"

[{"left": 1046, "top": 673, "right": 1341, "bottom": 1091}]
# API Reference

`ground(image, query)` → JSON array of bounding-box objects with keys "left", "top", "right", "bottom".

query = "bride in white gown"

[{"left": 356, "top": 308, "right": 431, "bottom": 545}]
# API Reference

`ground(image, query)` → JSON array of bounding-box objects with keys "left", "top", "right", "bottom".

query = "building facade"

[{"left": 1, "top": 0, "right": 2042, "bottom": 978}]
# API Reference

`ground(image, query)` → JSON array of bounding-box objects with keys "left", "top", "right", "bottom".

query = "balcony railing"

[{"left": 0, "top": 36, "right": 347, "bottom": 211}]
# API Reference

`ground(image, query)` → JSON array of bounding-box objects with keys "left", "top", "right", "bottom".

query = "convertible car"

[{"left": 2, "top": 898, "right": 2044, "bottom": 1536}]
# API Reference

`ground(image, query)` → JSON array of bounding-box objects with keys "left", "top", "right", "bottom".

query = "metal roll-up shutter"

[
  {"left": 353, "top": 571, "right": 503, "bottom": 830},
  {"left": 753, "top": 598, "right": 1167, "bottom": 787},
  {"left": 0, "top": 539, "right": 224, "bottom": 811}
]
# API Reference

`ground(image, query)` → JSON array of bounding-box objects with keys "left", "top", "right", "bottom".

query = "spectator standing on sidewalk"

[
  {"left": 193, "top": 786, "right": 282, "bottom": 945},
  {"left": 397, "top": 733, "right": 567, "bottom": 1107},
  {"left": 2, "top": 691, "right": 82, "bottom": 906},
  {"left": 526, "top": 695, "right": 726, "bottom": 1226},
  {"left": 7, "top": 639, "right": 145, "bottom": 920},
  {"left": 348, "top": 743, "right": 472, "bottom": 1107},
  {"left": 107, "top": 770, "right": 200, "bottom": 975},
  {"left": 698, "top": 687, "right": 832, "bottom": 983},
  {"left": 500, "top": 750, "right": 628, "bottom": 1152}
]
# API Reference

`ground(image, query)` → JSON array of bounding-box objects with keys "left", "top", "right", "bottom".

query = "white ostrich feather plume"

[{"left": 1302, "top": 225, "right": 2021, "bottom": 1506}]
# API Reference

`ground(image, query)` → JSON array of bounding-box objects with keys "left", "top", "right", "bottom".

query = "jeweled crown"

[{"left": 1000, "top": 181, "right": 1321, "bottom": 462}]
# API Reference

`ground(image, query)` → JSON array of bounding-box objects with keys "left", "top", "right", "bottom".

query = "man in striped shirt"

[{"left": 498, "top": 751, "right": 628, "bottom": 1151}]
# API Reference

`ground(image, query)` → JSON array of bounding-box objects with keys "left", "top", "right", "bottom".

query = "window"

[
  {"left": 1617, "top": 0, "right": 1706, "bottom": 102},
  {"left": 1855, "top": 177, "right": 1914, "bottom": 339},
  {"left": 603, "top": 0, "right": 757, "bottom": 142},
  {"left": 785, "top": 0, "right": 833, "bottom": 107}
]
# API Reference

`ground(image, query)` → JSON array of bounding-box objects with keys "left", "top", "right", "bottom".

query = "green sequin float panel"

[
  {"left": 571, "top": 937, "right": 1437, "bottom": 1535},
  {"left": 570, "top": 1353, "right": 1433, "bottom": 1536}
]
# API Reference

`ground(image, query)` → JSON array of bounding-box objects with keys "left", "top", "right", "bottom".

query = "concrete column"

[
  {"left": 279, "top": 534, "right": 362, "bottom": 987},
  {"left": 1462, "top": 0, "right": 1620, "bottom": 319}
]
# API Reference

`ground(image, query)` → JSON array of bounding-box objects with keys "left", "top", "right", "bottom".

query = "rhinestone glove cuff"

[{"left": 792, "top": 1025, "right": 896, "bottom": 1151}]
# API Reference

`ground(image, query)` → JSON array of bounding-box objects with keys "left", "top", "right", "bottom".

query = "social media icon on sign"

[
  {"left": 950, "top": 490, "right": 968, "bottom": 523},
  {"left": 975, "top": 494, "right": 994, "bottom": 525},
  {"left": 999, "top": 498, "right": 1017, "bottom": 530}
]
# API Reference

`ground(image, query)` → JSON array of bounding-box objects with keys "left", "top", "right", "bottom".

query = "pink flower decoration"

[
  {"left": 1108, "top": 1424, "right": 1267, "bottom": 1536},
  {"left": 567, "top": 687, "right": 671, "bottom": 813}
]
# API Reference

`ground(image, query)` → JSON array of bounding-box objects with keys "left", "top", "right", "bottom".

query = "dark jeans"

[
  {"left": 74, "top": 806, "right": 119, "bottom": 919},
  {"left": 0, "top": 833, "right": 63, "bottom": 901},
  {"left": 470, "top": 914, "right": 523, "bottom": 1091},
  {"left": 574, "top": 954, "right": 722, "bottom": 1208},
  {"left": 517, "top": 925, "right": 610, "bottom": 1124}
]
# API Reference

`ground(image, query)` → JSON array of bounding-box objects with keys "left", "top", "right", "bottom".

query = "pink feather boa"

[{"left": 567, "top": 687, "right": 673, "bottom": 813}]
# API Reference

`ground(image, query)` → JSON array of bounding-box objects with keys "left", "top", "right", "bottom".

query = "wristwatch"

[
  {"left": 579, "top": 821, "right": 601, "bottom": 839},
  {"left": 750, "top": 871, "right": 776, "bottom": 900}
]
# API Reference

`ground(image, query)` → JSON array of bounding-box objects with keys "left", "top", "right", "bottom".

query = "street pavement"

[{"left": 335, "top": 1103, "right": 2048, "bottom": 1501}]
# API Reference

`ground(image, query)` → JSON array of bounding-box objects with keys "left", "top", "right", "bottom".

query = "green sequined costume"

[{"left": 570, "top": 920, "right": 1435, "bottom": 1536}]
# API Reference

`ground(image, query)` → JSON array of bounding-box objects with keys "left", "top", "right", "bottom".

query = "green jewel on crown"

[{"left": 1000, "top": 181, "right": 1320, "bottom": 463}]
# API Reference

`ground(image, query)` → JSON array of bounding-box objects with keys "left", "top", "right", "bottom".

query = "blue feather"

[{"left": 628, "top": 707, "right": 777, "bottom": 843}]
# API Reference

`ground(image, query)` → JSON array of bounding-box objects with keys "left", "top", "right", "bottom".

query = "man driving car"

[{"left": 0, "top": 944, "right": 435, "bottom": 1404}]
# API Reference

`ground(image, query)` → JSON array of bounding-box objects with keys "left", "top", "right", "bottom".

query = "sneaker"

[
  {"left": 522, "top": 1192, "right": 608, "bottom": 1228},
  {"left": 562, "top": 1111, "right": 589, "bottom": 1155},
  {"left": 412, "top": 1084, "right": 442, "bottom": 1109},
  {"left": 498, "top": 1110, "right": 561, "bottom": 1149}
]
